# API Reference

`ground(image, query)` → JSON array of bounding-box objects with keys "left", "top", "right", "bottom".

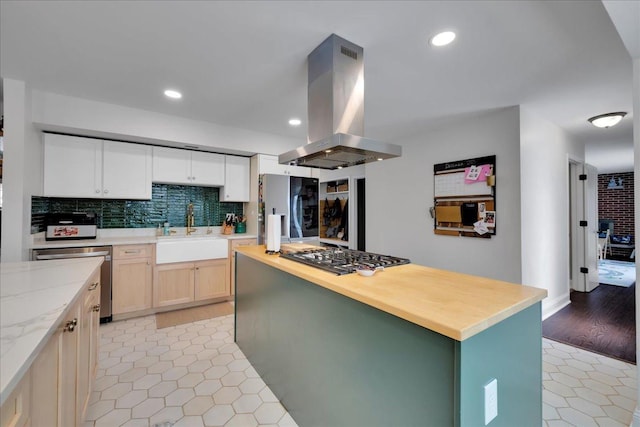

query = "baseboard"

[{"left": 541, "top": 291, "right": 571, "bottom": 320}]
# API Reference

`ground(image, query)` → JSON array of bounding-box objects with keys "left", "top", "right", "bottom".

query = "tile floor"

[{"left": 84, "top": 314, "right": 637, "bottom": 427}]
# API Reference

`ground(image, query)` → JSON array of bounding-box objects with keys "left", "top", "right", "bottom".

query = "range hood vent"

[{"left": 279, "top": 34, "right": 401, "bottom": 170}]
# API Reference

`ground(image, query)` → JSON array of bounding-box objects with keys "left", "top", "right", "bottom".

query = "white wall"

[
  {"left": 30, "top": 90, "right": 300, "bottom": 156},
  {"left": 520, "top": 107, "right": 583, "bottom": 319},
  {"left": 1, "top": 79, "right": 42, "bottom": 261},
  {"left": 365, "top": 106, "right": 522, "bottom": 283},
  {"left": 632, "top": 57, "right": 640, "bottom": 427}
]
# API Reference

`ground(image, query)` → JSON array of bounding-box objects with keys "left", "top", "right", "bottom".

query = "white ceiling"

[{"left": 0, "top": 0, "right": 635, "bottom": 172}]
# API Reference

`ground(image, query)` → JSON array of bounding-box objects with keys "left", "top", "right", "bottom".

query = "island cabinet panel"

[
  {"left": 228, "top": 238, "right": 257, "bottom": 295},
  {"left": 59, "top": 304, "right": 80, "bottom": 427},
  {"left": 30, "top": 336, "right": 58, "bottom": 426},
  {"left": 235, "top": 253, "right": 543, "bottom": 427},
  {"left": 0, "top": 371, "right": 30, "bottom": 427},
  {"left": 112, "top": 245, "right": 154, "bottom": 314}
]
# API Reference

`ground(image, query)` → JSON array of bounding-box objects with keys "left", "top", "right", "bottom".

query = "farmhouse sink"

[{"left": 156, "top": 236, "right": 228, "bottom": 264}]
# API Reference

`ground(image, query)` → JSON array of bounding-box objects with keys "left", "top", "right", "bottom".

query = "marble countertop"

[
  {"left": 236, "top": 245, "right": 547, "bottom": 341},
  {"left": 0, "top": 257, "right": 103, "bottom": 406}
]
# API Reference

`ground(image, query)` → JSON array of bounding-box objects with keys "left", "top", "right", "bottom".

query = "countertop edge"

[
  {"left": 0, "top": 258, "right": 103, "bottom": 406},
  {"left": 236, "top": 246, "right": 547, "bottom": 342},
  {"left": 30, "top": 234, "right": 258, "bottom": 249}
]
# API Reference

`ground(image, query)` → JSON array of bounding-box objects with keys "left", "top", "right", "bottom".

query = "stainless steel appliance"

[
  {"left": 32, "top": 246, "right": 113, "bottom": 323},
  {"left": 258, "top": 174, "right": 319, "bottom": 244},
  {"left": 280, "top": 247, "right": 410, "bottom": 275},
  {"left": 279, "top": 34, "right": 402, "bottom": 169}
]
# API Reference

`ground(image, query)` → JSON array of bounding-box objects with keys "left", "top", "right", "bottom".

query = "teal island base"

[{"left": 235, "top": 253, "right": 542, "bottom": 427}]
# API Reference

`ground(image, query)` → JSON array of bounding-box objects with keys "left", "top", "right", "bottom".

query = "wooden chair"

[{"left": 598, "top": 229, "right": 611, "bottom": 259}]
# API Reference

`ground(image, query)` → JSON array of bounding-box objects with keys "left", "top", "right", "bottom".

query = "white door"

[
  {"left": 152, "top": 146, "right": 191, "bottom": 184},
  {"left": 103, "top": 141, "right": 152, "bottom": 199},
  {"left": 43, "top": 134, "right": 102, "bottom": 198},
  {"left": 583, "top": 163, "right": 599, "bottom": 292},
  {"left": 221, "top": 156, "right": 250, "bottom": 201},
  {"left": 191, "top": 152, "right": 225, "bottom": 186}
]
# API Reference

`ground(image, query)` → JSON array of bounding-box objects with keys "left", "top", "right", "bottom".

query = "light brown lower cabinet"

[
  {"left": 112, "top": 244, "right": 153, "bottom": 314},
  {"left": 154, "top": 259, "right": 228, "bottom": 307},
  {"left": 1, "top": 270, "right": 101, "bottom": 427}
]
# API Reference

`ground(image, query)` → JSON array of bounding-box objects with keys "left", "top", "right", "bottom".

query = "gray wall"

[{"left": 365, "top": 106, "right": 522, "bottom": 284}]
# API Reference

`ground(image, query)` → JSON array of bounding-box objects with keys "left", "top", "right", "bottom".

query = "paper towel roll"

[{"left": 266, "top": 214, "right": 281, "bottom": 252}]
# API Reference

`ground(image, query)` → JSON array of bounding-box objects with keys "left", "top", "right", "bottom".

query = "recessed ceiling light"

[
  {"left": 164, "top": 89, "right": 182, "bottom": 99},
  {"left": 289, "top": 118, "right": 302, "bottom": 126},
  {"left": 587, "top": 112, "right": 627, "bottom": 128},
  {"left": 430, "top": 31, "right": 456, "bottom": 47}
]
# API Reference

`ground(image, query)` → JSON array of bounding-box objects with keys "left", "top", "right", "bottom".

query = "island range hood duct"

[{"left": 279, "top": 34, "right": 401, "bottom": 170}]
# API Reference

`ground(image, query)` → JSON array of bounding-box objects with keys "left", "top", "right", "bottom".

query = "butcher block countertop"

[{"left": 236, "top": 245, "right": 547, "bottom": 341}]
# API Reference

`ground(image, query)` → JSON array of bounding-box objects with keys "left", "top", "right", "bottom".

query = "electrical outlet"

[{"left": 484, "top": 378, "right": 498, "bottom": 425}]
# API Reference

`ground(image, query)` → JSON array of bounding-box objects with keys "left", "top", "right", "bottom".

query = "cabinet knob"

[
  {"left": 192, "top": 176, "right": 196, "bottom": 181},
  {"left": 96, "top": 189, "right": 100, "bottom": 194},
  {"left": 104, "top": 189, "right": 109, "bottom": 194},
  {"left": 88, "top": 282, "right": 99, "bottom": 291},
  {"left": 92, "top": 304, "right": 101, "bottom": 312},
  {"left": 64, "top": 318, "right": 78, "bottom": 333}
]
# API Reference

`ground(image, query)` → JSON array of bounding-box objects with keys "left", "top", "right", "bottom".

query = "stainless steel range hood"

[{"left": 279, "top": 34, "right": 401, "bottom": 170}]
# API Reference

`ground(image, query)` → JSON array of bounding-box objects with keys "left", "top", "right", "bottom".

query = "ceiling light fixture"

[
  {"left": 164, "top": 89, "right": 182, "bottom": 99},
  {"left": 587, "top": 112, "right": 627, "bottom": 128},
  {"left": 430, "top": 31, "right": 456, "bottom": 47},
  {"left": 289, "top": 118, "right": 302, "bottom": 126}
]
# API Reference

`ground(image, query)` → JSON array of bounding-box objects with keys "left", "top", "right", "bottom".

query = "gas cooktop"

[{"left": 280, "top": 248, "right": 410, "bottom": 275}]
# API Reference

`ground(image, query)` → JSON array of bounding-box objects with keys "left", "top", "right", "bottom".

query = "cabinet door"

[
  {"left": 154, "top": 263, "right": 195, "bottom": 307},
  {"left": 30, "top": 333, "right": 58, "bottom": 427},
  {"left": 103, "top": 141, "right": 152, "bottom": 199},
  {"left": 113, "top": 258, "right": 153, "bottom": 314},
  {"left": 229, "top": 238, "right": 257, "bottom": 296},
  {"left": 191, "top": 152, "right": 225, "bottom": 186},
  {"left": 59, "top": 305, "right": 79, "bottom": 427},
  {"left": 194, "top": 259, "right": 228, "bottom": 300},
  {"left": 259, "top": 154, "right": 311, "bottom": 177},
  {"left": 0, "top": 371, "right": 30, "bottom": 427},
  {"left": 43, "top": 134, "right": 102, "bottom": 198},
  {"left": 152, "top": 146, "right": 191, "bottom": 185},
  {"left": 221, "top": 156, "right": 250, "bottom": 202},
  {"left": 89, "top": 282, "right": 101, "bottom": 388},
  {"left": 77, "top": 288, "right": 93, "bottom": 424}
]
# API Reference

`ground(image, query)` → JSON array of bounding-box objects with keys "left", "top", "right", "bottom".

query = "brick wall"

[{"left": 598, "top": 172, "right": 634, "bottom": 239}]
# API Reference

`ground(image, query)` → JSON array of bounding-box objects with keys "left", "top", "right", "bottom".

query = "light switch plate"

[{"left": 484, "top": 378, "right": 498, "bottom": 425}]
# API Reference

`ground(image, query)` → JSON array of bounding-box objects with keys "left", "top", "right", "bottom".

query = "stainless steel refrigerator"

[{"left": 258, "top": 174, "right": 319, "bottom": 244}]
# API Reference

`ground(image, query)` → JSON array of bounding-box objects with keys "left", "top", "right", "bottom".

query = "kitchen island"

[
  {"left": 235, "top": 245, "right": 547, "bottom": 427},
  {"left": 1, "top": 257, "right": 103, "bottom": 425}
]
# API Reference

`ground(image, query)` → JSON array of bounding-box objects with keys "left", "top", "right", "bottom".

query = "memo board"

[{"left": 433, "top": 155, "right": 496, "bottom": 238}]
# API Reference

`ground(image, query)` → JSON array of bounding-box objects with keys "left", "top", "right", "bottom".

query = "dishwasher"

[{"left": 32, "top": 246, "right": 113, "bottom": 323}]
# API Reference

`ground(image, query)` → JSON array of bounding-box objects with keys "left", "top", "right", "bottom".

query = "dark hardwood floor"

[{"left": 542, "top": 281, "right": 636, "bottom": 364}]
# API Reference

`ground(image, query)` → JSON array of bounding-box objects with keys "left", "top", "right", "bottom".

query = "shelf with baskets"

[{"left": 320, "top": 179, "right": 350, "bottom": 246}]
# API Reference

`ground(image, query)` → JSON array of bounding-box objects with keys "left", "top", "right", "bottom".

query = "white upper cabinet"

[
  {"left": 152, "top": 147, "right": 225, "bottom": 186},
  {"left": 190, "top": 151, "right": 225, "bottom": 186},
  {"left": 102, "top": 141, "right": 152, "bottom": 199},
  {"left": 258, "top": 154, "right": 315, "bottom": 177},
  {"left": 151, "top": 146, "right": 191, "bottom": 185},
  {"left": 43, "top": 134, "right": 152, "bottom": 199},
  {"left": 221, "top": 155, "right": 250, "bottom": 202}
]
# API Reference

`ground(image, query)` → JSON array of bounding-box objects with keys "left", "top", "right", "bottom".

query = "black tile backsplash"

[{"left": 31, "top": 184, "right": 244, "bottom": 233}]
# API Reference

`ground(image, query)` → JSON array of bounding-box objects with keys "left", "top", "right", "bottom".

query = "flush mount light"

[
  {"left": 430, "top": 31, "right": 456, "bottom": 47},
  {"left": 164, "top": 89, "right": 182, "bottom": 99},
  {"left": 587, "top": 112, "right": 627, "bottom": 128},
  {"left": 288, "top": 118, "right": 302, "bottom": 126}
]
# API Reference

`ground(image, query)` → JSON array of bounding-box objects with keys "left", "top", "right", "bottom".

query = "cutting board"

[{"left": 280, "top": 243, "right": 322, "bottom": 254}]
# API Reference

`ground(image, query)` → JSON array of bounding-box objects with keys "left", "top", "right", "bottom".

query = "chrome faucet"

[{"left": 186, "top": 203, "right": 196, "bottom": 235}]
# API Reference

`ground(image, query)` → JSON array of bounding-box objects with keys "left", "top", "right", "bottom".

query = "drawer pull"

[
  {"left": 124, "top": 250, "right": 141, "bottom": 254},
  {"left": 88, "top": 282, "right": 99, "bottom": 291},
  {"left": 92, "top": 304, "right": 101, "bottom": 312},
  {"left": 64, "top": 318, "right": 78, "bottom": 333}
]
